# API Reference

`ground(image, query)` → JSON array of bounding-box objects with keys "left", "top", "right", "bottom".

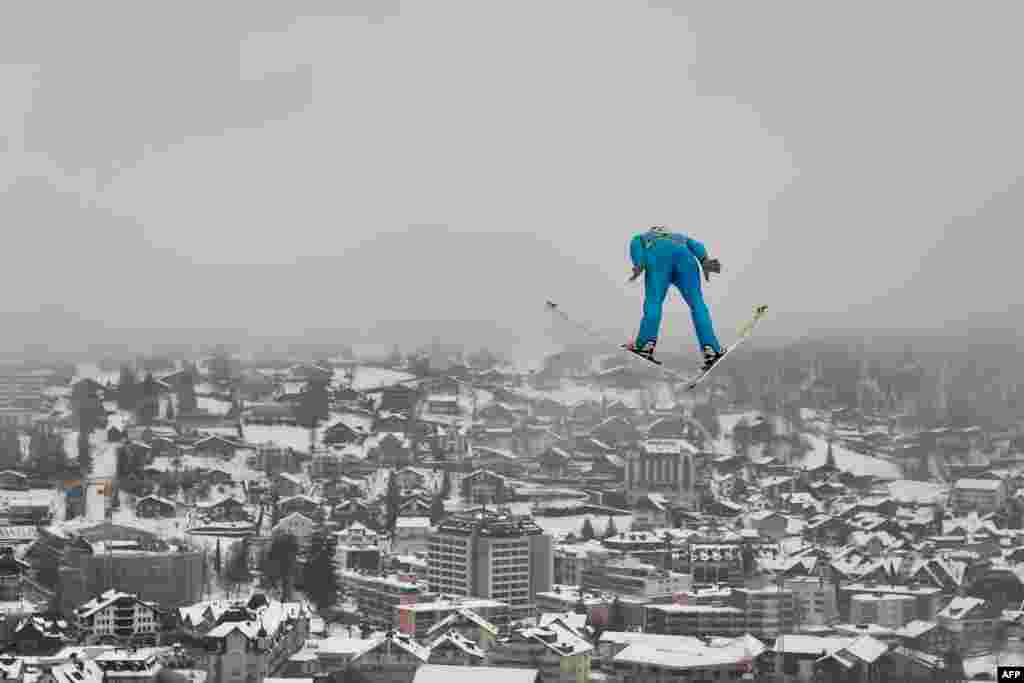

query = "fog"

[{"left": 2, "top": 2, "right": 1022, "bottom": 360}]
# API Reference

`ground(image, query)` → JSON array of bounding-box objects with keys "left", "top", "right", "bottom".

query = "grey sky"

[{"left": 2, "top": 2, "right": 1022, "bottom": 358}]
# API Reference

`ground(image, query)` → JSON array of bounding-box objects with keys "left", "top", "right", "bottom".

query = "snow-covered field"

[
  {"left": 886, "top": 480, "right": 948, "bottom": 505},
  {"left": 242, "top": 425, "right": 315, "bottom": 452},
  {"left": 533, "top": 513, "right": 634, "bottom": 539},
  {"left": 515, "top": 381, "right": 648, "bottom": 409},
  {"left": 799, "top": 433, "right": 902, "bottom": 480},
  {"left": 350, "top": 366, "right": 414, "bottom": 391}
]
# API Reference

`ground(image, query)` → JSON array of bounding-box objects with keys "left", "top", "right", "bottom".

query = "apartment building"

[
  {"left": 427, "top": 510, "right": 552, "bottom": 619},
  {"left": 729, "top": 587, "right": 796, "bottom": 640},
  {"left": 580, "top": 556, "right": 692, "bottom": 601},
  {"left": 644, "top": 604, "right": 744, "bottom": 637},
  {"left": 75, "top": 589, "right": 163, "bottom": 645},
  {"left": 339, "top": 571, "right": 435, "bottom": 630}
]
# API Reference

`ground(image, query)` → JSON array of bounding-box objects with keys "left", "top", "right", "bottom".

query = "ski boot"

[
  {"left": 702, "top": 345, "right": 725, "bottom": 372},
  {"left": 622, "top": 340, "right": 658, "bottom": 364}
]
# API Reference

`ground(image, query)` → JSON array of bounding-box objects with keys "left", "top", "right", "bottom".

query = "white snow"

[
  {"left": 886, "top": 480, "right": 949, "bottom": 505},
  {"left": 350, "top": 367, "right": 415, "bottom": 391},
  {"left": 242, "top": 425, "right": 314, "bottom": 453},
  {"left": 533, "top": 513, "right": 633, "bottom": 539},
  {"left": 799, "top": 433, "right": 902, "bottom": 480}
]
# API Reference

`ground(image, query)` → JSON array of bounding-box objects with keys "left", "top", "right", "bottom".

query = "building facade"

[{"left": 427, "top": 511, "right": 553, "bottom": 618}]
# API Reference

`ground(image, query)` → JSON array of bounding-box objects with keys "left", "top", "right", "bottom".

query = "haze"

[{"left": 2, "top": 2, "right": 1022, "bottom": 360}]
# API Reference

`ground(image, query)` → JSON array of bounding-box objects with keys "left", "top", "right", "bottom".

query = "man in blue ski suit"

[{"left": 625, "top": 226, "right": 724, "bottom": 371}]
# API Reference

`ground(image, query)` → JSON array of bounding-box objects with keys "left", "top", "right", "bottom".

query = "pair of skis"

[{"left": 544, "top": 301, "right": 768, "bottom": 391}]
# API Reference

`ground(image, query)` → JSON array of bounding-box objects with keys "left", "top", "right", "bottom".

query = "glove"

[{"left": 701, "top": 257, "right": 721, "bottom": 282}]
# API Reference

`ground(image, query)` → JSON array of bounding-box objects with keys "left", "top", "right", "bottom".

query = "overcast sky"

[{"left": 1, "top": 2, "right": 1022, "bottom": 358}]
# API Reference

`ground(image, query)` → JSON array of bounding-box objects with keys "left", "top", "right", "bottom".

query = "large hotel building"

[{"left": 427, "top": 510, "right": 553, "bottom": 619}]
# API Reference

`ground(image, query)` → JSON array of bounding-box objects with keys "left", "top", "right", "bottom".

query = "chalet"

[
  {"left": 426, "top": 631, "right": 486, "bottom": 666},
  {"left": 646, "top": 416, "right": 695, "bottom": 441},
  {"left": 398, "top": 496, "right": 432, "bottom": 518},
  {"left": 573, "top": 437, "right": 615, "bottom": 458},
  {"left": 379, "top": 385, "right": 420, "bottom": 414},
  {"left": 589, "top": 416, "right": 641, "bottom": 446},
  {"left": 273, "top": 512, "right": 316, "bottom": 552},
  {"left": 424, "top": 608, "right": 500, "bottom": 649},
  {"left": 537, "top": 447, "right": 572, "bottom": 478},
  {"left": 424, "top": 396, "right": 460, "bottom": 416},
  {"left": 590, "top": 453, "right": 625, "bottom": 481},
  {"left": 936, "top": 596, "right": 1001, "bottom": 654},
  {"left": 279, "top": 494, "right": 323, "bottom": 521},
  {"left": 476, "top": 403, "right": 520, "bottom": 428},
  {"left": 750, "top": 511, "right": 790, "bottom": 541},
  {"left": 472, "top": 427, "right": 518, "bottom": 453},
  {"left": 468, "top": 446, "right": 522, "bottom": 477},
  {"left": 332, "top": 499, "right": 374, "bottom": 528},
  {"left": 135, "top": 495, "right": 176, "bottom": 519},
  {"left": 0, "top": 471, "right": 29, "bottom": 491},
  {"left": 369, "top": 433, "right": 414, "bottom": 468},
  {"left": 195, "top": 496, "right": 250, "bottom": 523},
  {"left": 394, "top": 467, "right": 428, "bottom": 491},
  {"left": 522, "top": 425, "right": 564, "bottom": 457},
  {"left": 191, "top": 434, "right": 243, "bottom": 459},
  {"left": 348, "top": 630, "right": 430, "bottom": 683},
  {"left": 895, "top": 620, "right": 956, "bottom": 656},
  {"left": 322, "top": 421, "right": 363, "bottom": 446},
  {"left": 274, "top": 472, "right": 305, "bottom": 499},
  {"left": 461, "top": 470, "right": 510, "bottom": 506},
  {"left": 8, "top": 616, "right": 72, "bottom": 654},
  {"left": 76, "top": 589, "right": 163, "bottom": 645},
  {"left": 288, "top": 363, "right": 333, "bottom": 382}
]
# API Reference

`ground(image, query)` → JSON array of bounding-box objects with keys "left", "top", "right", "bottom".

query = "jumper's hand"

[{"left": 628, "top": 266, "right": 643, "bottom": 283}]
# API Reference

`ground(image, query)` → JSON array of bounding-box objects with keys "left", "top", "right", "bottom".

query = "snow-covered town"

[
  {"left": 4, "top": 3, "right": 1023, "bottom": 683},
  {"left": 1, "top": 341, "right": 1023, "bottom": 683}
]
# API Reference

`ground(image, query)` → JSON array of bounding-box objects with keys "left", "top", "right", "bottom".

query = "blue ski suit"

[{"left": 630, "top": 229, "right": 722, "bottom": 354}]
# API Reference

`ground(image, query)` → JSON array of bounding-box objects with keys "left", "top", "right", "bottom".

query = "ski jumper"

[{"left": 630, "top": 229, "right": 722, "bottom": 355}]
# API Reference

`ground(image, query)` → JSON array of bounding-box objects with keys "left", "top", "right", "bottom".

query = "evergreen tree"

[
  {"left": 262, "top": 533, "right": 300, "bottom": 600},
  {"left": 604, "top": 516, "right": 618, "bottom": 539},
  {"left": 580, "top": 518, "right": 596, "bottom": 541},
  {"left": 118, "top": 365, "right": 137, "bottom": 410},
  {"left": 385, "top": 471, "right": 401, "bottom": 533},
  {"left": 77, "top": 431, "right": 92, "bottom": 480},
  {"left": 138, "top": 373, "right": 159, "bottom": 425},
  {"left": 72, "top": 380, "right": 105, "bottom": 434},
  {"left": 176, "top": 364, "right": 198, "bottom": 414},
  {"left": 573, "top": 596, "right": 587, "bottom": 614},
  {"left": 430, "top": 493, "right": 446, "bottom": 525},
  {"left": 297, "top": 378, "right": 330, "bottom": 429},
  {"left": 304, "top": 531, "right": 339, "bottom": 613},
  {"left": 0, "top": 428, "right": 20, "bottom": 469},
  {"left": 609, "top": 597, "right": 626, "bottom": 630},
  {"left": 440, "top": 469, "right": 452, "bottom": 499},
  {"left": 942, "top": 648, "right": 965, "bottom": 683},
  {"left": 221, "top": 540, "right": 251, "bottom": 598}
]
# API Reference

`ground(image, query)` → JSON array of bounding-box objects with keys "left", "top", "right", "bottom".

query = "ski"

[
  {"left": 679, "top": 304, "right": 769, "bottom": 390},
  {"left": 544, "top": 300, "right": 768, "bottom": 390},
  {"left": 544, "top": 300, "right": 695, "bottom": 384}
]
